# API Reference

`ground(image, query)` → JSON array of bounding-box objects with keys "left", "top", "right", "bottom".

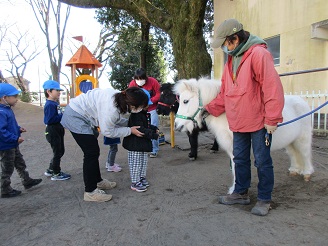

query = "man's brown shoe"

[
  {"left": 218, "top": 192, "right": 251, "bottom": 205},
  {"left": 251, "top": 201, "right": 271, "bottom": 216}
]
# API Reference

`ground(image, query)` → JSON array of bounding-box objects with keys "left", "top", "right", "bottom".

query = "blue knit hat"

[
  {"left": 141, "top": 88, "right": 153, "bottom": 105},
  {"left": 0, "top": 83, "right": 21, "bottom": 97},
  {"left": 43, "top": 80, "right": 63, "bottom": 91}
]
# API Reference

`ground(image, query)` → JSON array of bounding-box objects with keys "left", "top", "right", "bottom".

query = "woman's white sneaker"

[
  {"left": 97, "top": 179, "right": 117, "bottom": 190},
  {"left": 84, "top": 188, "right": 112, "bottom": 202}
]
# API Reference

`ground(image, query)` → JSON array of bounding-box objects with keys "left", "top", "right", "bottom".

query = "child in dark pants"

[
  {"left": 43, "top": 80, "right": 70, "bottom": 181},
  {"left": 123, "top": 89, "right": 159, "bottom": 192},
  {"left": 0, "top": 83, "right": 42, "bottom": 198}
]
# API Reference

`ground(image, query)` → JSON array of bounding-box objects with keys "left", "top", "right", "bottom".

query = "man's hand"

[
  {"left": 131, "top": 126, "right": 144, "bottom": 137},
  {"left": 201, "top": 109, "right": 210, "bottom": 119},
  {"left": 264, "top": 124, "right": 277, "bottom": 134},
  {"left": 20, "top": 127, "right": 26, "bottom": 133}
]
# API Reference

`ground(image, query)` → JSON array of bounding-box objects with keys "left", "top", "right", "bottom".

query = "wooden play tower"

[{"left": 66, "top": 45, "right": 102, "bottom": 98}]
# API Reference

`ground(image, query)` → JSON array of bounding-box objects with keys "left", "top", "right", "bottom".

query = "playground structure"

[{"left": 65, "top": 45, "right": 102, "bottom": 98}]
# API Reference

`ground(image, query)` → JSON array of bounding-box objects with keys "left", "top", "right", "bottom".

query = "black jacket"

[{"left": 123, "top": 110, "right": 159, "bottom": 152}]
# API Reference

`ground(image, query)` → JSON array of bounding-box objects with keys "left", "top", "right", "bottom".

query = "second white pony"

[{"left": 174, "top": 78, "right": 314, "bottom": 194}]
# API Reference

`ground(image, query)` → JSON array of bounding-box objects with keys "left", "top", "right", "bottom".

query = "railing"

[
  {"left": 279, "top": 67, "right": 328, "bottom": 136},
  {"left": 285, "top": 90, "right": 328, "bottom": 136},
  {"left": 29, "top": 90, "right": 69, "bottom": 107}
]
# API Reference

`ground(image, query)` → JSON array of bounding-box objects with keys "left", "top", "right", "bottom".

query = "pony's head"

[
  {"left": 157, "top": 83, "right": 179, "bottom": 115},
  {"left": 174, "top": 78, "right": 221, "bottom": 134}
]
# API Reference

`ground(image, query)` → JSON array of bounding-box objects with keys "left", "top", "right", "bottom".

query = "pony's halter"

[
  {"left": 158, "top": 95, "right": 179, "bottom": 109},
  {"left": 176, "top": 89, "right": 203, "bottom": 123}
]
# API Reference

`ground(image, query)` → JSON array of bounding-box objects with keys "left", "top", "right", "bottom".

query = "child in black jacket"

[{"left": 123, "top": 89, "right": 158, "bottom": 192}]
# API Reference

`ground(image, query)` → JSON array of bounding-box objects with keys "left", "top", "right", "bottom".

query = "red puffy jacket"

[{"left": 129, "top": 77, "right": 161, "bottom": 112}]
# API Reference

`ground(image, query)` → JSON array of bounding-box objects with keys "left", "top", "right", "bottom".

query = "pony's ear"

[
  {"left": 183, "top": 81, "right": 194, "bottom": 92},
  {"left": 174, "top": 78, "right": 198, "bottom": 94},
  {"left": 184, "top": 79, "right": 198, "bottom": 93},
  {"left": 174, "top": 79, "right": 187, "bottom": 95}
]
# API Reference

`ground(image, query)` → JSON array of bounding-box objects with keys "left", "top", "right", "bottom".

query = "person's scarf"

[{"left": 230, "top": 34, "right": 266, "bottom": 79}]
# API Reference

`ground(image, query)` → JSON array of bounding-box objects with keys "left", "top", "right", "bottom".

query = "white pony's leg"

[
  {"left": 213, "top": 137, "right": 235, "bottom": 194},
  {"left": 285, "top": 145, "right": 302, "bottom": 175},
  {"left": 208, "top": 116, "right": 237, "bottom": 194},
  {"left": 228, "top": 158, "right": 235, "bottom": 194},
  {"left": 291, "top": 136, "right": 314, "bottom": 181},
  {"left": 287, "top": 97, "right": 313, "bottom": 181},
  {"left": 283, "top": 113, "right": 313, "bottom": 181},
  {"left": 216, "top": 135, "right": 235, "bottom": 194}
]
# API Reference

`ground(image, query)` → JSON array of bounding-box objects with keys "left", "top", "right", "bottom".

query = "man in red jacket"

[
  {"left": 207, "top": 19, "right": 284, "bottom": 216},
  {"left": 129, "top": 68, "right": 161, "bottom": 157}
]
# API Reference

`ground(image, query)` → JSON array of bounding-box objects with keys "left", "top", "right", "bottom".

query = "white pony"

[{"left": 174, "top": 78, "right": 314, "bottom": 194}]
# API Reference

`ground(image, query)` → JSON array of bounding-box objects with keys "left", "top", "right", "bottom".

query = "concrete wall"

[{"left": 212, "top": 0, "right": 328, "bottom": 95}]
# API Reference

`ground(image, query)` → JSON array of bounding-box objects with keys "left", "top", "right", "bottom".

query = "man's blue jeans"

[{"left": 233, "top": 128, "right": 273, "bottom": 201}]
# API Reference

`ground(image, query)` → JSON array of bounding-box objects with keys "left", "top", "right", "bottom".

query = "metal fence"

[
  {"left": 285, "top": 90, "right": 328, "bottom": 136},
  {"left": 279, "top": 67, "right": 328, "bottom": 136},
  {"left": 30, "top": 90, "right": 69, "bottom": 107}
]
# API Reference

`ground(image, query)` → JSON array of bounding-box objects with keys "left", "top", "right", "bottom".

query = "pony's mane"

[
  {"left": 174, "top": 77, "right": 221, "bottom": 105},
  {"left": 160, "top": 83, "right": 174, "bottom": 92}
]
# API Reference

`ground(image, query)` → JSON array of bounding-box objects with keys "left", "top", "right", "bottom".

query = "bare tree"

[
  {"left": 63, "top": 27, "right": 115, "bottom": 80},
  {"left": 69, "top": 28, "right": 116, "bottom": 79},
  {"left": 0, "top": 23, "right": 9, "bottom": 83},
  {"left": 4, "top": 28, "right": 42, "bottom": 101},
  {"left": 0, "top": 23, "right": 9, "bottom": 48},
  {"left": 59, "top": 0, "right": 212, "bottom": 79},
  {"left": 92, "top": 27, "right": 116, "bottom": 79},
  {"left": 28, "top": 0, "right": 71, "bottom": 82},
  {"left": 0, "top": 70, "right": 6, "bottom": 83}
]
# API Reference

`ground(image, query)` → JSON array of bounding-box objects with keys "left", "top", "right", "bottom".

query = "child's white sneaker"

[{"left": 107, "top": 163, "right": 122, "bottom": 172}]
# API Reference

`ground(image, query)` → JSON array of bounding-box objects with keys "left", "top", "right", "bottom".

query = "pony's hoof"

[
  {"left": 303, "top": 174, "right": 311, "bottom": 182},
  {"left": 289, "top": 171, "right": 299, "bottom": 177},
  {"left": 189, "top": 157, "right": 196, "bottom": 161},
  {"left": 210, "top": 149, "right": 217, "bottom": 153}
]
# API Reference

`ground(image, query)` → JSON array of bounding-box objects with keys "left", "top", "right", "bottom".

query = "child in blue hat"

[
  {"left": 43, "top": 80, "right": 70, "bottom": 181},
  {"left": 122, "top": 88, "right": 159, "bottom": 192},
  {"left": 0, "top": 83, "right": 42, "bottom": 198}
]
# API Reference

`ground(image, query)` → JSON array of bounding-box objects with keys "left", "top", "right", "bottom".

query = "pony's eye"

[{"left": 183, "top": 99, "right": 189, "bottom": 104}]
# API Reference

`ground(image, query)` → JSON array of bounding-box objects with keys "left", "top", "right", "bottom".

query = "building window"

[{"left": 265, "top": 35, "right": 280, "bottom": 66}]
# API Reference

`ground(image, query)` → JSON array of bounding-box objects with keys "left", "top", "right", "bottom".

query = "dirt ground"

[{"left": 0, "top": 101, "right": 327, "bottom": 246}]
